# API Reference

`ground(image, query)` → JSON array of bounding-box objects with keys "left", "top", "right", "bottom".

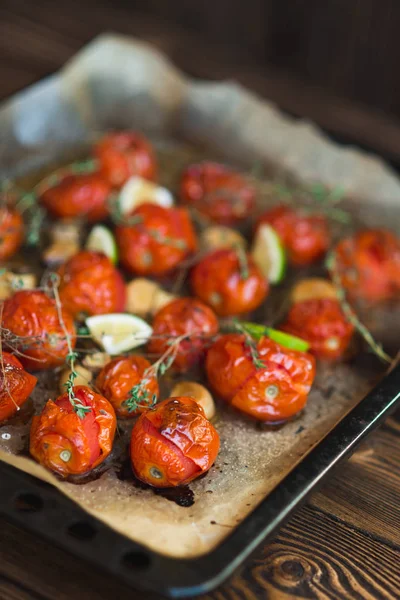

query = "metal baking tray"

[
  {"left": 1, "top": 35, "right": 400, "bottom": 597},
  {"left": 0, "top": 366, "right": 399, "bottom": 597}
]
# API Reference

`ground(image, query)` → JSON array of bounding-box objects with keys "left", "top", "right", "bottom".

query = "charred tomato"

[
  {"left": 115, "top": 203, "right": 197, "bottom": 276},
  {"left": 191, "top": 248, "right": 268, "bottom": 316},
  {"left": 0, "top": 352, "right": 37, "bottom": 422},
  {"left": 180, "top": 162, "right": 256, "bottom": 224},
  {"left": 30, "top": 385, "right": 116, "bottom": 477},
  {"left": 0, "top": 207, "right": 24, "bottom": 261},
  {"left": 58, "top": 250, "right": 126, "bottom": 319},
  {"left": 94, "top": 131, "right": 157, "bottom": 186},
  {"left": 333, "top": 229, "right": 400, "bottom": 303},
  {"left": 40, "top": 173, "right": 111, "bottom": 222},
  {"left": 1, "top": 290, "right": 76, "bottom": 371},
  {"left": 281, "top": 298, "right": 354, "bottom": 360},
  {"left": 130, "top": 397, "right": 220, "bottom": 487},
  {"left": 147, "top": 298, "right": 219, "bottom": 372},
  {"left": 206, "top": 333, "right": 315, "bottom": 422},
  {"left": 96, "top": 355, "right": 159, "bottom": 417},
  {"left": 256, "top": 205, "right": 330, "bottom": 266}
]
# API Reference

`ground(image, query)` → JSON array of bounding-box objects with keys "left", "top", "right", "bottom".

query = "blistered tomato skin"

[
  {"left": 256, "top": 205, "right": 330, "bottom": 266},
  {"left": 180, "top": 162, "right": 256, "bottom": 224},
  {"left": 30, "top": 386, "right": 116, "bottom": 477},
  {"left": 94, "top": 132, "right": 157, "bottom": 187},
  {"left": 96, "top": 355, "right": 159, "bottom": 417},
  {"left": 0, "top": 352, "right": 37, "bottom": 422},
  {"left": 206, "top": 333, "right": 316, "bottom": 421},
  {"left": 191, "top": 248, "right": 269, "bottom": 316},
  {"left": 40, "top": 173, "right": 111, "bottom": 222},
  {"left": 116, "top": 203, "right": 198, "bottom": 276},
  {"left": 58, "top": 250, "right": 126, "bottom": 319},
  {"left": 0, "top": 207, "right": 24, "bottom": 261},
  {"left": 1, "top": 290, "right": 76, "bottom": 371},
  {"left": 333, "top": 229, "right": 400, "bottom": 303},
  {"left": 147, "top": 298, "right": 219, "bottom": 372},
  {"left": 281, "top": 298, "right": 354, "bottom": 360},
  {"left": 130, "top": 397, "right": 220, "bottom": 487}
]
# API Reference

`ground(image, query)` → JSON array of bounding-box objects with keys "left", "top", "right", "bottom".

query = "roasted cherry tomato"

[
  {"left": 281, "top": 298, "right": 354, "bottom": 360},
  {"left": 191, "top": 248, "right": 268, "bottom": 316},
  {"left": 206, "top": 333, "right": 315, "bottom": 421},
  {"left": 130, "top": 397, "right": 220, "bottom": 487},
  {"left": 0, "top": 352, "right": 37, "bottom": 422},
  {"left": 94, "top": 132, "right": 157, "bottom": 187},
  {"left": 256, "top": 205, "right": 330, "bottom": 266},
  {"left": 96, "top": 355, "right": 159, "bottom": 417},
  {"left": 30, "top": 385, "right": 116, "bottom": 477},
  {"left": 333, "top": 229, "right": 400, "bottom": 303},
  {"left": 58, "top": 251, "right": 126, "bottom": 318},
  {"left": 2, "top": 290, "right": 76, "bottom": 371},
  {"left": 180, "top": 162, "right": 256, "bottom": 224},
  {"left": 116, "top": 203, "right": 197, "bottom": 276},
  {"left": 0, "top": 207, "right": 24, "bottom": 261},
  {"left": 147, "top": 298, "right": 219, "bottom": 372},
  {"left": 40, "top": 173, "right": 111, "bottom": 222}
]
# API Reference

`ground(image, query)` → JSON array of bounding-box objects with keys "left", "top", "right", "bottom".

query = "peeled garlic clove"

[
  {"left": 0, "top": 271, "right": 37, "bottom": 300},
  {"left": 8, "top": 272, "right": 37, "bottom": 291},
  {"left": 50, "top": 221, "right": 81, "bottom": 244},
  {"left": 170, "top": 381, "right": 216, "bottom": 420},
  {"left": 201, "top": 226, "right": 247, "bottom": 251},
  {"left": 126, "top": 278, "right": 176, "bottom": 317},
  {"left": 291, "top": 278, "right": 337, "bottom": 304},
  {"left": 43, "top": 242, "right": 80, "bottom": 265},
  {"left": 59, "top": 364, "right": 93, "bottom": 394},
  {"left": 82, "top": 352, "right": 111, "bottom": 370}
]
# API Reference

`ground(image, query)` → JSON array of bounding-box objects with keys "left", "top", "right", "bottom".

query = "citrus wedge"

[
  {"left": 86, "top": 225, "right": 118, "bottom": 264},
  {"left": 86, "top": 313, "right": 153, "bottom": 355},
  {"left": 240, "top": 321, "right": 310, "bottom": 352},
  {"left": 251, "top": 224, "right": 286, "bottom": 284}
]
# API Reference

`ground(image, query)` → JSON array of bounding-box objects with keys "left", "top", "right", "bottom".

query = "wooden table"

[{"left": 1, "top": 2, "right": 400, "bottom": 598}]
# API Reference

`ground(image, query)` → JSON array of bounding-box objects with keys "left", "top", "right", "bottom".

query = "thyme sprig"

[
  {"left": 232, "top": 320, "right": 265, "bottom": 370},
  {"left": 235, "top": 244, "right": 249, "bottom": 280},
  {"left": 123, "top": 333, "right": 192, "bottom": 413},
  {"left": 274, "top": 182, "right": 350, "bottom": 224},
  {"left": 326, "top": 252, "right": 392, "bottom": 363},
  {"left": 49, "top": 273, "right": 91, "bottom": 418}
]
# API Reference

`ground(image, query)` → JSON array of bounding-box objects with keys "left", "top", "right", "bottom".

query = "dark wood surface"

[{"left": 1, "top": 2, "right": 400, "bottom": 599}]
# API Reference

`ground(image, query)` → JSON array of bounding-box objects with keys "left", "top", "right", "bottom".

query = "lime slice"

[
  {"left": 86, "top": 313, "right": 153, "bottom": 355},
  {"left": 251, "top": 224, "right": 286, "bottom": 284},
  {"left": 86, "top": 225, "right": 118, "bottom": 264},
  {"left": 119, "top": 176, "right": 174, "bottom": 215},
  {"left": 240, "top": 321, "right": 310, "bottom": 352}
]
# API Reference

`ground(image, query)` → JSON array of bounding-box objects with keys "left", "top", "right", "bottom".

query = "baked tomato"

[
  {"left": 130, "top": 397, "right": 219, "bottom": 487},
  {"left": 180, "top": 162, "right": 256, "bottom": 224},
  {"left": 58, "top": 250, "right": 126, "bottom": 318},
  {"left": 96, "top": 355, "right": 159, "bottom": 417},
  {"left": 205, "top": 333, "right": 315, "bottom": 421},
  {"left": 0, "top": 352, "right": 37, "bottom": 422},
  {"left": 40, "top": 173, "right": 111, "bottom": 222},
  {"left": 115, "top": 203, "right": 197, "bottom": 276},
  {"left": 94, "top": 131, "right": 157, "bottom": 187},
  {"left": 191, "top": 248, "right": 268, "bottom": 316},
  {"left": 30, "top": 385, "right": 116, "bottom": 477},
  {"left": 281, "top": 298, "right": 354, "bottom": 360},
  {"left": 1, "top": 290, "right": 76, "bottom": 371},
  {"left": 333, "top": 229, "right": 400, "bottom": 303},
  {"left": 0, "top": 207, "right": 24, "bottom": 261},
  {"left": 147, "top": 298, "right": 219, "bottom": 372},
  {"left": 256, "top": 205, "right": 330, "bottom": 266}
]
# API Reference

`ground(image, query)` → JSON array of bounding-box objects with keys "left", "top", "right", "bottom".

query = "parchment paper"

[{"left": 0, "top": 34, "right": 399, "bottom": 559}]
